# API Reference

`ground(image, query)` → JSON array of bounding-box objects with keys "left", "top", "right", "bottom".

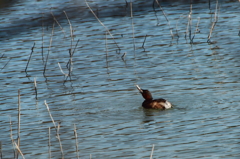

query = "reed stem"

[
  {"left": 85, "top": 0, "right": 121, "bottom": 52},
  {"left": 0, "top": 57, "right": 11, "bottom": 71},
  {"left": 207, "top": 0, "right": 219, "bottom": 43},
  {"left": 155, "top": 0, "right": 174, "bottom": 39},
  {"left": 42, "top": 13, "right": 45, "bottom": 64},
  {"left": 105, "top": 31, "right": 110, "bottom": 74},
  {"left": 188, "top": 1, "right": 193, "bottom": 44},
  {"left": 51, "top": 9, "right": 66, "bottom": 37},
  {"left": 74, "top": 124, "right": 80, "bottom": 159},
  {"left": 14, "top": 142, "right": 25, "bottom": 159},
  {"left": 9, "top": 116, "right": 16, "bottom": 157},
  {"left": 130, "top": 0, "right": 136, "bottom": 52},
  {"left": 48, "top": 127, "right": 51, "bottom": 159},
  {"left": 43, "top": 22, "right": 55, "bottom": 76},
  {"left": 64, "top": 11, "right": 74, "bottom": 76},
  {"left": 58, "top": 62, "right": 68, "bottom": 77},
  {"left": 142, "top": 34, "right": 148, "bottom": 52},
  {"left": 17, "top": 89, "right": 21, "bottom": 148},
  {"left": 57, "top": 123, "right": 64, "bottom": 159},
  {"left": 44, "top": 100, "right": 57, "bottom": 130},
  {"left": 34, "top": 77, "right": 38, "bottom": 100},
  {"left": 25, "top": 42, "right": 35, "bottom": 74},
  {"left": 150, "top": 144, "right": 155, "bottom": 159},
  {"left": 44, "top": 101, "right": 64, "bottom": 158}
]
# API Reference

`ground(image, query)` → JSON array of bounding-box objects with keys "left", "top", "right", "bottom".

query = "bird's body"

[{"left": 136, "top": 85, "right": 172, "bottom": 109}]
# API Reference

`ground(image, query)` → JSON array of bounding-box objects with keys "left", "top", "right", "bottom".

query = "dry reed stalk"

[
  {"left": 105, "top": 31, "right": 108, "bottom": 59},
  {"left": 191, "top": 17, "right": 201, "bottom": 43},
  {"left": 74, "top": 124, "right": 80, "bottom": 159},
  {"left": 63, "top": 11, "right": 74, "bottom": 75},
  {"left": 104, "top": 31, "right": 110, "bottom": 74},
  {"left": 152, "top": 1, "right": 160, "bottom": 26},
  {"left": 63, "top": 11, "right": 73, "bottom": 44},
  {"left": 175, "top": 17, "right": 180, "bottom": 40},
  {"left": 65, "top": 49, "right": 73, "bottom": 82},
  {"left": 155, "top": 0, "right": 174, "bottom": 39},
  {"left": 17, "top": 89, "right": 21, "bottom": 148},
  {"left": 48, "top": 127, "right": 51, "bottom": 159},
  {"left": 142, "top": 34, "right": 147, "bottom": 51},
  {"left": 44, "top": 101, "right": 64, "bottom": 158},
  {"left": 25, "top": 42, "right": 35, "bottom": 74},
  {"left": 34, "top": 77, "right": 38, "bottom": 100},
  {"left": 66, "top": 39, "right": 80, "bottom": 80},
  {"left": 188, "top": 1, "right": 193, "bottom": 43},
  {"left": 150, "top": 144, "right": 155, "bottom": 159},
  {"left": 44, "top": 100, "right": 57, "bottom": 129},
  {"left": 0, "top": 57, "right": 11, "bottom": 71},
  {"left": 207, "top": 0, "right": 219, "bottom": 43},
  {"left": 121, "top": 52, "right": 127, "bottom": 61},
  {"left": 42, "top": 13, "right": 45, "bottom": 63},
  {"left": 66, "top": 38, "right": 80, "bottom": 78},
  {"left": 58, "top": 62, "right": 68, "bottom": 77},
  {"left": 130, "top": 1, "right": 136, "bottom": 51},
  {"left": 196, "top": 17, "right": 201, "bottom": 33},
  {"left": 184, "top": 0, "right": 193, "bottom": 41},
  {"left": 9, "top": 116, "right": 16, "bottom": 157},
  {"left": 43, "top": 21, "right": 55, "bottom": 76},
  {"left": 57, "top": 123, "right": 64, "bottom": 159},
  {"left": 185, "top": 17, "right": 189, "bottom": 40},
  {"left": 71, "top": 39, "right": 80, "bottom": 57},
  {"left": 85, "top": 0, "right": 121, "bottom": 52},
  {"left": 14, "top": 142, "right": 25, "bottom": 159},
  {"left": 51, "top": 9, "right": 66, "bottom": 37}
]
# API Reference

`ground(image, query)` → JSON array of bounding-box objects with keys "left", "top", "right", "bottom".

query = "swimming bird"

[{"left": 136, "top": 85, "right": 172, "bottom": 109}]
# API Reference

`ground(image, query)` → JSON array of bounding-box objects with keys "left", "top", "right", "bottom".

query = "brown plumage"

[{"left": 136, "top": 85, "right": 172, "bottom": 109}]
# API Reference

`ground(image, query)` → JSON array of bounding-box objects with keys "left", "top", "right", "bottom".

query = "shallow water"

[{"left": 0, "top": 0, "right": 240, "bottom": 158}]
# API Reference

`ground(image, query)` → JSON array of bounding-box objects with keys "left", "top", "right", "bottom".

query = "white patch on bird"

[{"left": 164, "top": 101, "right": 172, "bottom": 109}]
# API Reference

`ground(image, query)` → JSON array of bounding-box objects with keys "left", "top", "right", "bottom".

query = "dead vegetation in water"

[{"left": 2, "top": 0, "right": 229, "bottom": 158}]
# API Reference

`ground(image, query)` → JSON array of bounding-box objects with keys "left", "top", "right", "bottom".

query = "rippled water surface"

[{"left": 0, "top": 0, "right": 240, "bottom": 158}]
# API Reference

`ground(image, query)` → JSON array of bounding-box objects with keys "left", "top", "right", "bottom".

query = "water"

[{"left": 0, "top": 0, "right": 240, "bottom": 158}]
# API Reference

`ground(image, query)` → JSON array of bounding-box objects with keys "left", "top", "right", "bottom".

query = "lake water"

[{"left": 0, "top": 0, "right": 240, "bottom": 158}]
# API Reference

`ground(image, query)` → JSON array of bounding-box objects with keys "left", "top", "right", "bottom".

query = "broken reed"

[
  {"left": 150, "top": 144, "right": 155, "bottom": 159},
  {"left": 207, "top": 0, "right": 219, "bottom": 43},
  {"left": 25, "top": 42, "right": 35, "bottom": 75},
  {"left": 17, "top": 89, "right": 21, "bottom": 149},
  {"left": 44, "top": 100, "right": 64, "bottom": 158},
  {"left": 43, "top": 21, "right": 55, "bottom": 77},
  {"left": 74, "top": 124, "right": 80, "bottom": 159},
  {"left": 0, "top": 54, "right": 11, "bottom": 71},
  {"left": 34, "top": 77, "right": 38, "bottom": 100}
]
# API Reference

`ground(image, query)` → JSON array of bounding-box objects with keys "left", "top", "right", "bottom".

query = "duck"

[{"left": 136, "top": 85, "right": 172, "bottom": 109}]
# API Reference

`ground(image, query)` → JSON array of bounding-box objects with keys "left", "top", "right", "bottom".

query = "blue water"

[{"left": 0, "top": 0, "right": 240, "bottom": 158}]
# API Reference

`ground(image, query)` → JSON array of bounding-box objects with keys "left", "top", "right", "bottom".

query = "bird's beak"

[{"left": 135, "top": 85, "right": 143, "bottom": 93}]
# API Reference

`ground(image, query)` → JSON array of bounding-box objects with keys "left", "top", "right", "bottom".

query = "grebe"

[{"left": 136, "top": 85, "right": 172, "bottom": 109}]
